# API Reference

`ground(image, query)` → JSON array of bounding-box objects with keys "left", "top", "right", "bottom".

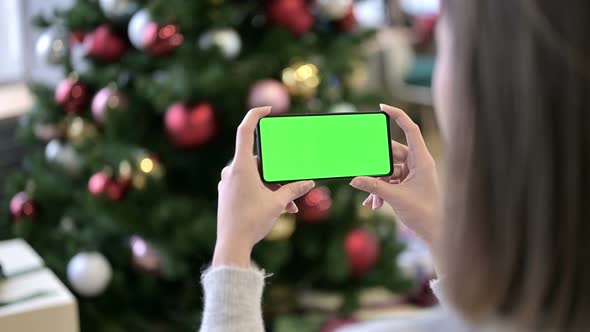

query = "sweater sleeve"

[{"left": 199, "top": 266, "right": 266, "bottom": 332}]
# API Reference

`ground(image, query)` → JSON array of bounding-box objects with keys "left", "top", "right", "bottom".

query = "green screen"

[{"left": 258, "top": 112, "right": 392, "bottom": 182}]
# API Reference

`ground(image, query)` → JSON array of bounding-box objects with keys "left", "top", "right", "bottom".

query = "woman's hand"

[
  {"left": 213, "top": 107, "right": 316, "bottom": 268},
  {"left": 350, "top": 104, "right": 441, "bottom": 248}
]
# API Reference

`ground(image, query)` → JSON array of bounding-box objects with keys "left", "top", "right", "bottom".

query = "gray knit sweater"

[{"left": 198, "top": 266, "right": 514, "bottom": 332}]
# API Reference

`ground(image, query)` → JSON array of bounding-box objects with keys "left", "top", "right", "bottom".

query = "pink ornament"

[
  {"left": 88, "top": 172, "right": 109, "bottom": 195},
  {"left": 130, "top": 235, "right": 161, "bottom": 273},
  {"left": 296, "top": 187, "right": 332, "bottom": 222},
  {"left": 164, "top": 102, "right": 217, "bottom": 148},
  {"left": 10, "top": 192, "right": 37, "bottom": 219},
  {"left": 247, "top": 79, "right": 291, "bottom": 114},
  {"left": 143, "top": 23, "right": 183, "bottom": 56},
  {"left": 91, "top": 86, "right": 127, "bottom": 123}
]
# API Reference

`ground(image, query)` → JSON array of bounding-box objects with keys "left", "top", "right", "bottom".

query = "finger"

[
  {"left": 220, "top": 166, "right": 230, "bottom": 179},
  {"left": 350, "top": 176, "right": 400, "bottom": 201},
  {"left": 362, "top": 195, "right": 373, "bottom": 206},
  {"left": 372, "top": 195, "right": 384, "bottom": 210},
  {"left": 286, "top": 201, "right": 299, "bottom": 213},
  {"left": 380, "top": 104, "right": 429, "bottom": 160},
  {"left": 392, "top": 140, "right": 408, "bottom": 162},
  {"left": 393, "top": 164, "right": 403, "bottom": 179},
  {"left": 234, "top": 107, "right": 272, "bottom": 163},
  {"left": 277, "top": 180, "right": 316, "bottom": 205}
]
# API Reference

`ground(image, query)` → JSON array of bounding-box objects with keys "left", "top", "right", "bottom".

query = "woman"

[{"left": 200, "top": 0, "right": 590, "bottom": 331}]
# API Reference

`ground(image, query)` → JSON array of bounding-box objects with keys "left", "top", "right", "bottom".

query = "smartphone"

[{"left": 256, "top": 111, "right": 393, "bottom": 183}]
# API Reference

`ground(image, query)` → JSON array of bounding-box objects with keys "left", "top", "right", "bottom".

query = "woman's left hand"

[{"left": 213, "top": 107, "right": 316, "bottom": 268}]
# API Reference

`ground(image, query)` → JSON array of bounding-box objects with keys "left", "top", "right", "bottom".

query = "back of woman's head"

[{"left": 440, "top": 0, "right": 590, "bottom": 330}]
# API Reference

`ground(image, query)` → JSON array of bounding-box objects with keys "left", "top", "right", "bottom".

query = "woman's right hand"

[{"left": 350, "top": 104, "right": 441, "bottom": 248}]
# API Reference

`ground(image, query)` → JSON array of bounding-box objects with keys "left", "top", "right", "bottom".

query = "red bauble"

[
  {"left": 88, "top": 172, "right": 110, "bottom": 195},
  {"left": 320, "top": 318, "right": 358, "bottom": 332},
  {"left": 164, "top": 102, "right": 217, "bottom": 148},
  {"left": 345, "top": 229, "right": 380, "bottom": 277},
  {"left": 55, "top": 77, "right": 91, "bottom": 113},
  {"left": 143, "top": 23, "right": 184, "bottom": 56},
  {"left": 84, "top": 24, "right": 128, "bottom": 63},
  {"left": 266, "top": 0, "right": 314, "bottom": 37},
  {"left": 105, "top": 179, "right": 128, "bottom": 201},
  {"left": 337, "top": 7, "right": 357, "bottom": 32},
  {"left": 413, "top": 16, "right": 438, "bottom": 47},
  {"left": 296, "top": 187, "right": 332, "bottom": 222},
  {"left": 10, "top": 192, "right": 37, "bottom": 219},
  {"left": 247, "top": 79, "right": 291, "bottom": 114}
]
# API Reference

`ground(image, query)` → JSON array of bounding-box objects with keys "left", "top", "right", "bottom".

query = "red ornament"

[
  {"left": 10, "top": 192, "right": 37, "bottom": 220},
  {"left": 143, "top": 23, "right": 184, "bottom": 56},
  {"left": 70, "top": 30, "right": 87, "bottom": 45},
  {"left": 164, "top": 102, "right": 217, "bottom": 148},
  {"left": 88, "top": 172, "right": 110, "bottom": 195},
  {"left": 84, "top": 24, "right": 128, "bottom": 63},
  {"left": 266, "top": 0, "right": 314, "bottom": 37},
  {"left": 105, "top": 179, "right": 128, "bottom": 201},
  {"left": 296, "top": 187, "right": 332, "bottom": 222},
  {"left": 320, "top": 318, "right": 358, "bottom": 332},
  {"left": 413, "top": 16, "right": 438, "bottom": 48},
  {"left": 345, "top": 229, "right": 380, "bottom": 277},
  {"left": 55, "top": 77, "right": 91, "bottom": 113},
  {"left": 337, "top": 7, "right": 357, "bottom": 32}
]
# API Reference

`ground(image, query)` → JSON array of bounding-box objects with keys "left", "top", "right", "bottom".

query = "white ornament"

[
  {"left": 329, "top": 102, "right": 357, "bottom": 113},
  {"left": 317, "top": 0, "right": 353, "bottom": 19},
  {"left": 128, "top": 9, "right": 152, "bottom": 49},
  {"left": 45, "top": 139, "right": 82, "bottom": 175},
  {"left": 35, "top": 27, "right": 69, "bottom": 65},
  {"left": 198, "top": 29, "right": 242, "bottom": 59},
  {"left": 67, "top": 252, "right": 112, "bottom": 297},
  {"left": 99, "top": 0, "right": 139, "bottom": 21}
]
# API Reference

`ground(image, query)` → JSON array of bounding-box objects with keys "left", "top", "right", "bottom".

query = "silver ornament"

[
  {"left": 329, "top": 102, "right": 357, "bottom": 113},
  {"left": 128, "top": 9, "right": 152, "bottom": 49},
  {"left": 317, "top": 0, "right": 353, "bottom": 20},
  {"left": 35, "top": 27, "right": 68, "bottom": 65},
  {"left": 45, "top": 139, "right": 82, "bottom": 175},
  {"left": 198, "top": 29, "right": 242, "bottom": 59},
  {"left": 67, "top": 252, "right": 112, "bottom": 297},
  {"left": 70, "top": 44, "right": 91, "bottom": 75},
  {"left": 99, "top": 0, "right": 139, "bottom": 21}
]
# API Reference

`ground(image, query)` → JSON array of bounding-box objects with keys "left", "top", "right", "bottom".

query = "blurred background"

[{"left": 0, "top": 1, "right": 441, "bottom": 331}]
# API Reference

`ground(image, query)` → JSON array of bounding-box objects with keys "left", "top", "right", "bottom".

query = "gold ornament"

[
  {"left": 67, "top": 116, "right": 98, "bottom": 145},
  {"left": 132, "top": 173, "right": 147, "bottom": 190},
  {"left": 347, "top": 62, "right": 369, "bottom": 91},
  {"left": 357, "top": 204, "right": 373, "bottom": 221},
  {"left": 135, "top": 153, "right": 163, "bottom": 179},
  {"left": 282, "top": 62, "right": 321, "bottom": 98},
  {"left": 119, "top": 160, "right": 133, "bottom": 178},
  {"left": 265, "top": 213, "right": 296, "bottom": 241}
]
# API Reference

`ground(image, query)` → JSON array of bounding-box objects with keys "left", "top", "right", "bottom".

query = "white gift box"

[{"left": 0, "top": 239, "right": 79, "bottom": 332}]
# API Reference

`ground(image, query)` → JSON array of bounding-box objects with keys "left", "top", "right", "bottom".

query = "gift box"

[{"left": 0, "top": 239, "right": 79, "bottom": 332}]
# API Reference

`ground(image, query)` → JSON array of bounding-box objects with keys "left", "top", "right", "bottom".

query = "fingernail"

[
  {"left": 305, "top": 180, "right": 315, "bottom": 189},
  {"left": 379, "top": 103, "right": 386, "bottom": 110},
  {"left": 294, "top": 206, "right": 299, "bottom": 213}
]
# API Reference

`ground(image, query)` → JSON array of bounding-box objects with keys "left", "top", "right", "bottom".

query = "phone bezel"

[{"left": 255, "top": 111, "right": 394, "bottom": 183}]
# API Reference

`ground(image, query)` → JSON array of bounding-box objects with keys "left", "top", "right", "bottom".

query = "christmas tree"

[{"left": 4, "top": 0, "right": 409, "bottom": 330}]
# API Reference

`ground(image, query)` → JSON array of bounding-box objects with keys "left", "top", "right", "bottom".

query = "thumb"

[
  {"left": 350, "top": 177, "right": 399, "bottom": 200},
  {"left": 278, "top": 180, "right": 316, "bottom": 204}
]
